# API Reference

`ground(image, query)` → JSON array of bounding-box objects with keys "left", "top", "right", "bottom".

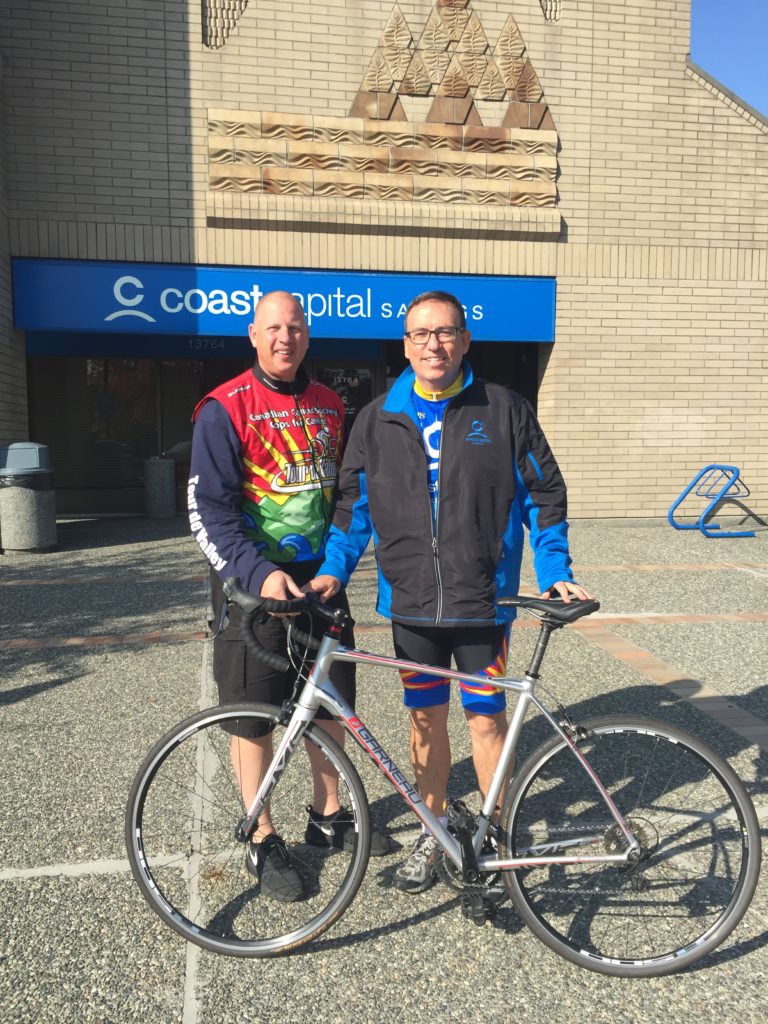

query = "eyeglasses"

[{"left": 404, "top": 326, "right": 463, "bottom": 345}]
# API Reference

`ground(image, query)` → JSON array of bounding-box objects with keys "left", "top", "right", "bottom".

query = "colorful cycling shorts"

[{"left": 392, "top": 622, "right": 509, "bottom": 714}]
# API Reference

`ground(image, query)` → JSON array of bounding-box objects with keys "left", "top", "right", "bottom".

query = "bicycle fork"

[{"left": 234, "top": 705, "right": 315, "bottom": 844}]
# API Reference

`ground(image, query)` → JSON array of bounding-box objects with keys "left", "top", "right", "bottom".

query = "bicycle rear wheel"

[
  {"left": 500, "top": 716, "right": 761, "bottom": 977},
  {"left": 126, "top": 703, "right": 370, "bottom": 957}
]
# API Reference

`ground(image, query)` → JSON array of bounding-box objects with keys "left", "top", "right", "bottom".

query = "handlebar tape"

[
  {"left": 223, "top": 577, "right": 302, "bottom": 673},
  {"left": 280, "top": 621, "right": 321, "bottom": 653},
  {"left": 222, "top": 577, "right": 336, "bottom": 672}
]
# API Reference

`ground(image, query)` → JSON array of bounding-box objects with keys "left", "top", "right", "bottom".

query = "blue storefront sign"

[{"left": 12, "top": 259, "right": 556, "bottom": 345}]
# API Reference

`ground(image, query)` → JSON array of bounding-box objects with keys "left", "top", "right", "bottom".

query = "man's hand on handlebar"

[
  {"left": 260, "top": 569, "right": 305, "bottom": 616},
  {"left": 303, "top": 574, "right": 342, "bottom": 602}
]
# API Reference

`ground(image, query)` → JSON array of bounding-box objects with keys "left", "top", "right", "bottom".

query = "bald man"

[{"left": 188, "top": 291, "right": 394, "bottom": 901}]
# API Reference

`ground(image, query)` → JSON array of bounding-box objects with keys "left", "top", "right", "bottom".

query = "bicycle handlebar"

[
  {"left": 222, "top": 577, "right": 308, "bottom": 617},
  {"left": 221, "top": 579, "right": 601, "bottom": 673},
  {"left": 222, "top": 578, "right": 341, "bottom": 673}
]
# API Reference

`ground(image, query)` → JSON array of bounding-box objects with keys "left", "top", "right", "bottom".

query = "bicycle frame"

[{"left": 239, "top": 630, "right": 641, "bottom": 875}]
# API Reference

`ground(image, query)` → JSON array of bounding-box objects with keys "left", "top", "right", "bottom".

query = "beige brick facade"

[
  {"left": 0, "top": 55, "right": 28, "bottom": 445},
  {"left": 1, "top": 0, "right": 766, "bottom": 517}
]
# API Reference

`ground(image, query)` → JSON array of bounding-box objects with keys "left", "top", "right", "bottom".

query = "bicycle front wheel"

[
  {"left": 126, "top": 703, "right": 371, "bottom": 957},
  {"left": 500, "top": 716, "right": 761, "bottom": 977}
]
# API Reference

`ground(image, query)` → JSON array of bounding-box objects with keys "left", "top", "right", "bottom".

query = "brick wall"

[
  {"left": 0, "top": 54, "right": 28, "bottom": 445},
  {"left": 0, "top": 0, "right": 766, "bottom": 515}
]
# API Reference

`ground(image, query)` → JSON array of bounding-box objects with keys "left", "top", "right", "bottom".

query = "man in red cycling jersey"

[{"left": 189, "top": 291, "right": 394, "bottom": 901}]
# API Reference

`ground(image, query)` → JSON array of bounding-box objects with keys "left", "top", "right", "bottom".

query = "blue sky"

[{"left": 690, "top": 0, "right": 768, "bottom": 116}]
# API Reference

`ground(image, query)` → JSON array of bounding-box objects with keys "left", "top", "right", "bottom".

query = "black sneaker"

[
  {"left": 304, "top": 806, "right": 399, "bottom": 857},
  {"left": 245, "top": 834, "right": 305, "bottom": 902}
]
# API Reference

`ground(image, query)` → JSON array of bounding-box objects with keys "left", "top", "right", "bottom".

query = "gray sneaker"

[{"left": 393, "top": 834, "right": 439, "bottom": 893}]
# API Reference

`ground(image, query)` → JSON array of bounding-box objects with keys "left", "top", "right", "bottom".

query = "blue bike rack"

[{"left": 668, "top": 464, "right": 756, "bottom": 538}]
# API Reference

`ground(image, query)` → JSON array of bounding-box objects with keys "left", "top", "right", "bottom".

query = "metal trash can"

[
  {"left": 144, "top": 457, "right": 177, "bottom": 518},
  {"left": 0, "top": 442, "right": 57, "bottom": 551}
]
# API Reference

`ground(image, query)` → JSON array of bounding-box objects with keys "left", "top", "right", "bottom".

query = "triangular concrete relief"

[
  {"left": 349, "top": 2, "right": 556, "bottom": 131},
  {"left": 202, "top": 0, "right": 250, "bottom": 50}
]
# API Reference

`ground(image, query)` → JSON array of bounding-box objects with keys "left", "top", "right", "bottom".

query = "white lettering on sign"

[{"left": 105, "top": 276, "right": 486, "bottom": 330}]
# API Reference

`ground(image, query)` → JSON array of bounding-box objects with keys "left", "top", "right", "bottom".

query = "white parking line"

[
  {"left": 728, "top": 563, "right": 768, "bottom": 579},
  {"left": 181, "top": 639, "right": 216, "bottom": 1024},
  {"left": 0, "top": 858, "right": 131, "bottom": 880}
]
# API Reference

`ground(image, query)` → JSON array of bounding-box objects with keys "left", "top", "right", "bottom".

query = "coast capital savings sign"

[{"left": 12, "top": 259, "right": 556, "bottom": 343}]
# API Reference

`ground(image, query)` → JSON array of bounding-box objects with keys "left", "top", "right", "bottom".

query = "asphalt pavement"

[{"left": 1, "top": 514, "right": 767, "bottom": 1024}]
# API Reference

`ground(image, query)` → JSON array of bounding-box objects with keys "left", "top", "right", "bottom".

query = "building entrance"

[
  {"left": 27, "top": 339, "right": 542, "bottom": 513},
  {"left": 26, "top": 353, "right": 385, "bottom": 514}
]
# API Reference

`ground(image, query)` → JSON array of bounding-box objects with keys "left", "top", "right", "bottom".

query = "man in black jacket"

[{"left": 309, "top": 290, "right": 591, "bottom": 893}]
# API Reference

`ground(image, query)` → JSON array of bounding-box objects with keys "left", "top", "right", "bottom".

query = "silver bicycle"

[{"left": 125, "top": 581, "right": 761, "bottom": 976}]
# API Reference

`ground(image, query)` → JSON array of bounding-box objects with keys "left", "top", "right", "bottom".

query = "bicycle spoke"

[
  {"left": 126, "top": 705, "right": 370, "bottom": 957},
  {"left": 502, "top": 717, "right": 760, "bottom": 976}
]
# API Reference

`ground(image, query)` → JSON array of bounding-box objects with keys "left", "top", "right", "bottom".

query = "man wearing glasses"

[{"left": 309, "top": 290, "right": 589, "bottom": 893}]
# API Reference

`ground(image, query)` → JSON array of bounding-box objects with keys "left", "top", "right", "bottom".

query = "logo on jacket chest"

[{"left": 465, "top": 420, "right": 493, "bottom": 446}]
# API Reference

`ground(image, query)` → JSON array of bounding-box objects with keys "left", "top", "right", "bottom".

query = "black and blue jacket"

[{"left": 318, "top": 362, "right": 573, "bottom": 627}]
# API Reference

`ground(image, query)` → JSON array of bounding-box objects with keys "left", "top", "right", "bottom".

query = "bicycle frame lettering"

[
  {"left": 239, "top": 713, "right": 308, "bottom": 841},
  {"left": 346, "top": 715, "right": 422, "bottom": 808}
]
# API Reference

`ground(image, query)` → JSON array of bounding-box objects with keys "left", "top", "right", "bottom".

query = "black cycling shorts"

[
  {"left": 209, "top": 566, "right": 356, "bottom": 738},
  {"left": 392, "top": 621, "right": 509, "bottom": 714}
]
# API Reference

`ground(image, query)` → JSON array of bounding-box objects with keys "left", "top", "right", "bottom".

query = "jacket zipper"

[
  {"left": 432, "top": 415, "right": 445, "bottom": 625},
  {"left": 405, "top": 408, "right": 445, "bottom": 626}
]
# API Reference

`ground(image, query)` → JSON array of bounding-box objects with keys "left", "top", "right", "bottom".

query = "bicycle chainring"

[{"left": 436, "top": 850, "right": 503, "bottom": 895}]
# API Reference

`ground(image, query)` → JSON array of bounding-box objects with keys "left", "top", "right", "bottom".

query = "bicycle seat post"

[{"left": 525, "top": 620, "right": 558, "bottom": 679}]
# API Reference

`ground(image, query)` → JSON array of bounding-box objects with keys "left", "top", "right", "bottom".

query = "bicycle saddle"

[{"left": 497, "top": 595, "right": 600, "bottom": 624}]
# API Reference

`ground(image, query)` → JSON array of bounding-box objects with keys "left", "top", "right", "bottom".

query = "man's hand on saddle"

[
  {"left": 303, "top": 574, "right": 342, "bottom": 602},
  {"left": 540, "top": 580, "right": 594, "bottom": 604}
]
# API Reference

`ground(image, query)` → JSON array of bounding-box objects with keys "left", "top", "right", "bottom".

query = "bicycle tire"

[
  {"left": 125, "top": 703, "right": 371, "bottom": 957},
  {"left": 499, "top": 716, "right": 761, "bottom": 977}
]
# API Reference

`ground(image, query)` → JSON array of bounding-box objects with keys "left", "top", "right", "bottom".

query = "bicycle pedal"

[
  {"left": 447, "top": 799, "right": 477, "bottom": 834},
  {"left": 461, "top": 892, "right": 495, "bottom": 927}
]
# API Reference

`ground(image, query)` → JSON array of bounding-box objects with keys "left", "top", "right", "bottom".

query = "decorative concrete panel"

[
  {"left": 539, "top": 0, "right": 561, "bottom": 22},
  {"left": 207, "top": 3, "right": 559, "bottom": 218},
  {"left": 209, "top": 111, "right": 557, "bottom": 210},
  {"left": 349, "top": 3, "right": 557, "bottom": 135}
]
